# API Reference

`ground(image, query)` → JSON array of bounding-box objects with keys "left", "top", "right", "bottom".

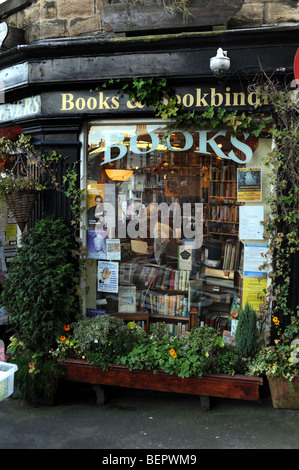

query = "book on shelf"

[
  {"left": 222, "top": 241, "right": 241, "bottom": 271},
  {"left": 142, "top": 289, "right": 189, "bottom": 317},
  {"left": 204, "top": 266, "right": 234, "bottom": 280}
]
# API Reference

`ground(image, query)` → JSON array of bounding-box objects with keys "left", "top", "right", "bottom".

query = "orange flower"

[
  {"left": 60, "top": 335, "right": 66, "bottom": 341},
  {"left": 64, "top": 325, "right": 70, "bottom": 331},
  {"left": 169, "top": 348, "right": 177, "bottom": 358}
]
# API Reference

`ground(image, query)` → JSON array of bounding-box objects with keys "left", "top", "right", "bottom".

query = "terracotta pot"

[{"left": 267, "top": 375, "right": 299, "bottom": 409}]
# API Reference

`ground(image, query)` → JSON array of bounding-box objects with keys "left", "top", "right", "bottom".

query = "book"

[
  {"left": 229, "top": 295, "right": 241, "bottom": 319},
  {"left": 178, "top": 245, "right": 193, "bottom": 270},
  {"left": 118, "top": 285, "right": 137, "bottom": 312}
]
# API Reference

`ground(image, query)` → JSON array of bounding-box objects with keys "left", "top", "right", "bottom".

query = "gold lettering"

[
  {"left": 87, "top": 97, "right": 97, "bottom": 110},
  {"left": 182, "top": 93, "right": 194, "bottom": 108},
  {"left": 61, "top": 93, "right": 75, "bottom": 111},
  {"left": 196, "top": 89, "right": 209, "bottom": 107},
  {"left": 233, "top": 92, "right": 245, "bottom": 106},
  {"left": 126, "top": 99, "right": 145, "bottom": 109},
  {"left": 76, "top": 97, "right": 86, "bottom": 110},
  {"left": 99, "top": 92, "right": 112, "bottom": 109},
  {"left": 111, "top": 96, "right": 119, "bottom": 109},
  {"left": 225, "top": 87, "right": 231, "bottom": 106},
  {"left": 210, "top": 88, "right": 223, "bottom": 107}
]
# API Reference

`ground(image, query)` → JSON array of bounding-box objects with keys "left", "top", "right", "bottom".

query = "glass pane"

[{"left": 85, "top": 122, "right": 253, "bottom": 337}]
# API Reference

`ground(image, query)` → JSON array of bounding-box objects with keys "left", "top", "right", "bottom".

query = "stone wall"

[{"left": 2, "top": 0, "right": 299, "bottom": 43}]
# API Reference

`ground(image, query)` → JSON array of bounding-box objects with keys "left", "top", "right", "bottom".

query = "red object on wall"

[{"left": 0, "top": 126, "right": 22, "bottom": 140}]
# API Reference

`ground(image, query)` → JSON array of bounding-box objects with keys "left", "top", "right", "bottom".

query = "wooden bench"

[{"left": 61, "top": 359, "right": 263, "bottom": 411}]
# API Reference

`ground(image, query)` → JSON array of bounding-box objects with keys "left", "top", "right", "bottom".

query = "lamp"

[
  {"left": 210, "top": 48, "right": 230, "bottom": 77},
  {"left": 105, "top": 169, "right": 133, "bottom": 181}
]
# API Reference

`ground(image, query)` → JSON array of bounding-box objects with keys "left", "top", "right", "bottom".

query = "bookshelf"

[
  {"left": 207, "top": 159, "right": 239, "bottom": 243},
  {"left": 119, "top": 262, "right": 191, "bottom": 334}
]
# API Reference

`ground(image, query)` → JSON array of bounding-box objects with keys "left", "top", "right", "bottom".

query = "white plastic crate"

[{"left": 0, "top": 361, "right": 18, "bottom": 402}]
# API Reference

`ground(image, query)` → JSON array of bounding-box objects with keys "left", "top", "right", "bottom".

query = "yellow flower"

[
  {"left": 172, "top": 352, "right": 177, "bottom": 358},
  {"left": 273, "top": 316, "right": 280, "bottom": 325},
  {"left": 169, "top": 348, "right": 175, "bottom": 355},
  {"left": 127, "top": 322, "right": 135, "bottom": 329}
]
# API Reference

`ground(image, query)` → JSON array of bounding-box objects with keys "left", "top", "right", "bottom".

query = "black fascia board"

[{"left": 0, "top": 24, "right": 298, "bottom": 99}]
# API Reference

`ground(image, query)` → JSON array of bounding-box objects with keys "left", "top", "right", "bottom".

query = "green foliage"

[
  {"left": 1, "top": 217, "right": 82, "bottom": 353},
  {"left": 253, "top": 77, "right": 299, "bottom": 333},
  {"left": 52, "top": 321, "right": 247, "bottom": 379},
  {"left": 248, "top": 338, "right": 299, "bottom": 384},
  {"left": 235, "top": 302, "right": 258, "bottom": 358},
  {"left": 70, "top": 314, "right": 145, "bottom": 369},
  {"left": 101, "top": 77, "right": 270, "bottom": 137},
  {"left": 11, "top": 351, "right": 62, "bottom": 402}
]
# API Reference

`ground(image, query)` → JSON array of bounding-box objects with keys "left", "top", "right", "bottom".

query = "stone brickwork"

[
  {"left": 2, "top": 0, "right": 299, "bottom": 43},
  {"left": 229, "top": 0, "right": 299, "bottom": 27}
]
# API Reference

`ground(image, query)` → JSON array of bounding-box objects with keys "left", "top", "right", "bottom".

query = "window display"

[{"left": 85, "top": 121, "right": 262, "bottom": 337}]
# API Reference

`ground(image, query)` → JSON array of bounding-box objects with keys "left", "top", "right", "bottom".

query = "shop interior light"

[{"left": 105, "top": 169, "right": 133, "bottom": 181}]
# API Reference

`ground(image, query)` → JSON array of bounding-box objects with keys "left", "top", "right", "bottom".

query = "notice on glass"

[
  {"left": 239, "top": 205, "right": 264, "bottom": 240},
  {"left": 97, "top": 261, "right": 119, "bottom": 293},
  {"left": 244, "top": 243, "right": 269, "bottom": 277},
  {"left": 237, "top": 168, "right": 262, "bottom": 202},
  {"left": 242, "top": 276, "right": 267, "bottom": 311}
]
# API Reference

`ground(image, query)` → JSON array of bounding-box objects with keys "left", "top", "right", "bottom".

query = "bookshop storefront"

[
  {"left": 0, "top": 84, "right": 271, "bottom": 343},
  {"left": 1, "top": 27, "right": 297, "bottom": 343},
  {"left": 83, "top": 114, "right": 269, "bottom": 341}
]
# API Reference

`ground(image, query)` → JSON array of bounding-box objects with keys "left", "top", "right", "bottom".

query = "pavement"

[{"left": 1, "top": 382, "right": 299, "bottom": 452}]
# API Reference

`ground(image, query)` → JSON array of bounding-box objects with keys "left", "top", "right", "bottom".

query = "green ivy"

[
  {"left": 1, "top": 217, "right": 82, "bottom": 353},
  {"left": 101, "top": 76, "right": 271, "bottom": 136}
]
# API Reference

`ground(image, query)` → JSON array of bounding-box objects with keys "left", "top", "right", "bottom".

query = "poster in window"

[
  {"left": 87, "top": 228, "right": 107, "bottom": 259},
  {"left": 87, "top": 183, "right": 105, "bottom": 227},
  {"left": 97, "top": 261, "right": 119, "bottom": 293},
  {"left": 237, "top": 168, "right": 262, "bottom": 202}
]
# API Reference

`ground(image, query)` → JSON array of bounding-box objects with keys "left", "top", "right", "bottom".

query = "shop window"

[{"left": 85, "top": 121, "right": 266, "bottom": 340}]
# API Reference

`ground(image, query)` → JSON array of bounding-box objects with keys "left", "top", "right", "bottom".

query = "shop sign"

[
  {"left": 59, "top": 86, "right": 267, "bottom": 113},
  {"left": 101, "top": 129, "right": 254, "bottom": 165},
  {"left": 0, "top": 95, "right": 41, "bottom": 122}
]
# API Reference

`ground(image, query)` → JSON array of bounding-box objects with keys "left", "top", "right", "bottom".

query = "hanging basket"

[{"left": 6, "top": 191, "right": 37, "bottom": 232}]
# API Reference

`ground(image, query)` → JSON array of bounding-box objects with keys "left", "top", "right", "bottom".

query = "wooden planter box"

[
  {"left": 267, "top": 375, "right": 299, "bottom": 409},
  {"left": 61, "top": 359, "right": 262, "bottom": 411}
]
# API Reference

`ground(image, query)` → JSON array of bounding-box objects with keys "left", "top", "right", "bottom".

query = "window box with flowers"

[{"left": 49, "top": 316, "right": 262, "bottom": 410}]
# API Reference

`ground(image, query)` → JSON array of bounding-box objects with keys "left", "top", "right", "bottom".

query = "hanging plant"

[{"left": 0, "top": 132, "right": 86, "bottom": 232}]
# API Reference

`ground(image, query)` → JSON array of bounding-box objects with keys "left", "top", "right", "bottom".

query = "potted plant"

[{"left": 248, "top": 316, "right": 299, "bottom": 409}]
